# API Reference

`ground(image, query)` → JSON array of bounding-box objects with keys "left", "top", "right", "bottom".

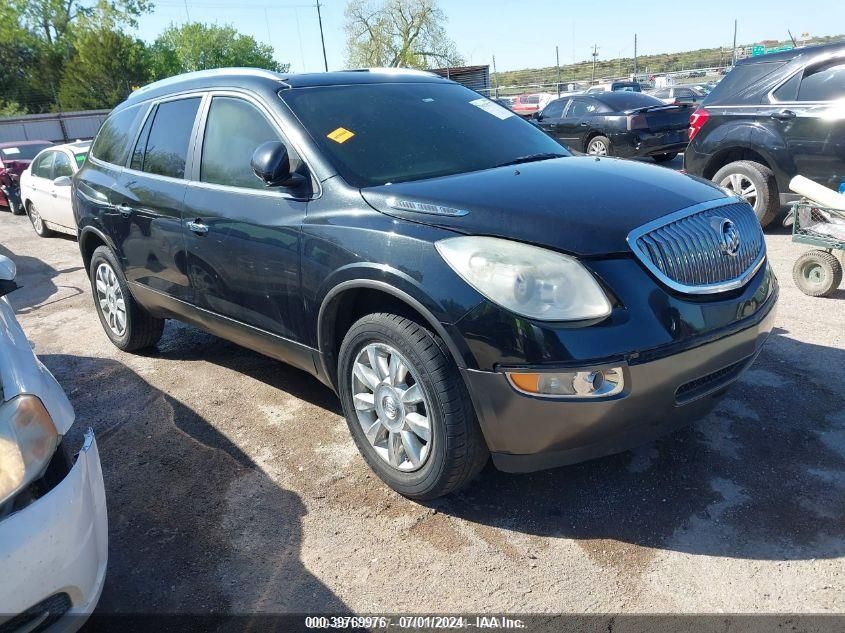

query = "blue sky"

[{"left": 136, "top": 0, "right": 845, "bottom": 73}]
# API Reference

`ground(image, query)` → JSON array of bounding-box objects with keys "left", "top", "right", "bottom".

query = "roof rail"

[
  {"left": 345, "top": 67, "right": 438, "bottom": 77},
  {"left": 130, "top": 67, "right": 284, "bottom": 98}
]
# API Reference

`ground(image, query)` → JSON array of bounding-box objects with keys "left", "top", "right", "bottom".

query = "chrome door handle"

[
  {"left": 116, "top": 203, "right": 133, "bottom": 217},
  {"left": 771, "top": 109, "right": 796, "bottom": 120},
  {"left": 186, "top": 219, "right": 208, "bottom": 235}
]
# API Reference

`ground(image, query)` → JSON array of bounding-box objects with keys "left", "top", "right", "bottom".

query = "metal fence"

[{"left": 0, "top": 110, "right": 109, "bottom": 143}]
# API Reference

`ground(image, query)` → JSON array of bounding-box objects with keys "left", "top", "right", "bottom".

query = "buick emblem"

[{"left": 717, "top": 218, "right": 741, "bottom": 256}]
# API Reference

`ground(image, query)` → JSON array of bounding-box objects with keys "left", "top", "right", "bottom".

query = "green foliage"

[
  {"left": 14, "top": 0, "right": 153, "bottom": 45},
  {"left": 0, "top": 100, "right": 26, "bottom": 117},
  {"left": 149, "top": 23, "right": 283, "bottom": 79},
  {"left": 344, "top": 0, "right": 463, "bottom": 69},
  {"left": 57, "top": 27, "right": 149, "bottom": 110}
]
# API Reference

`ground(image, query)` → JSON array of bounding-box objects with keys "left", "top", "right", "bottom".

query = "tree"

[
  {"left": 14, "top": 0, "right": 152, "bottom": 46},
  {"left": 57, "top": 27, "right": 149, "bottom": 109},
  {"left": 0, "top": 101, "right": 26, "bottom": 117},
  {"left": 149, "top": 23, "right": 285, "bottom": 79},
  {"left": 344, "top": 0, "right": 463, "bottom": 69}
]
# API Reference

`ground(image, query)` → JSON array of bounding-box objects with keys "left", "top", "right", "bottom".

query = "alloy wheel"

[
  {"left": 29, "top": 205, "right": 43, "bottom": 234},
  {"left": 587, "top": 139, "right": 608, "bottom": 155},
  {"left": 719, "top": 173, "right": 758, "bottom": 209},
  {"left": 95, "top": 262, "right": 127, "bottom": 336},
  {"left": 350, "top": 343, "right": 432, "bottom": 471}
]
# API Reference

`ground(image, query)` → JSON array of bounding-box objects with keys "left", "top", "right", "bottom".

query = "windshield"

[
  {"left": 0, "top": 143, "right": 52, "bottom": 161},
  {"left": 281, "top": 82, "right": 569, "bottom": 188}
]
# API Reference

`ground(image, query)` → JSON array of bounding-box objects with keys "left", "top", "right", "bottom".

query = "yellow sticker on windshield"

[{"left": 327, "top": 127, "right": 355, "bottom": 143}]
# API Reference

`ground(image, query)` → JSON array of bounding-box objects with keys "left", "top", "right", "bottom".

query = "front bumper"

[
  {"left": 0, "top": 430, "right": 108, "bottom": 632},
  {"left": 463, "top": 294, "right": 777, "bottom": 473}
]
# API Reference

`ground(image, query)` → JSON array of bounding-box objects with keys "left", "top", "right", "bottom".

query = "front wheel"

[
  {"left": 586, "top": 135, "right": 611, "bottom": 156},
  {"left": 337, "top": 313, "right": 488, "bottom": 500},
  {"left": 792, "top": 250, "right": 843, "bottom": 297},
  {"left": 89, "top": 246, "right": 165, "bottom": 351}
]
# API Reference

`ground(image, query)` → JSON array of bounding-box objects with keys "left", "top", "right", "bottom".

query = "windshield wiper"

[{"left": 493, "top": 152, "right": 568, "bottom": 168}]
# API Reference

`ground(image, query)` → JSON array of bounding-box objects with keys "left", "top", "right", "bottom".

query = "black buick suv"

[{"left": 73, "top": 68, "right": 778, "bottom": 499}]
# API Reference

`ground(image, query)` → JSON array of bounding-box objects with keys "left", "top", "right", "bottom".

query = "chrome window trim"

[
  {"left": 626, "top": 197, "right": 767, "bottom": 295},
  {"left": 767, "top": 50, "right": 845, "bottom": 104}
]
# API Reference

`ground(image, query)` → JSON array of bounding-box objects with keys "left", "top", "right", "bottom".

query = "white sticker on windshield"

[
  {"left": 2, "top": 147, "right": 20, "bottom": 155},
  {"left": 469, "top": 98, "right": 514, "bottom": 120}
]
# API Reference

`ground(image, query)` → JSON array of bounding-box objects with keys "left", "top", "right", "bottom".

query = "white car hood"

[{"left": 0, "top": 296, "right": 75, "bottom": 434}]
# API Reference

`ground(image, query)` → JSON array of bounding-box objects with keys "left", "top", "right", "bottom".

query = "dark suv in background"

[
  {"left": 73, "top": 68, "right": 777, "bottom": 499},
  {"left": 685, "top": 42, "right": 845, "bottom": 226}
]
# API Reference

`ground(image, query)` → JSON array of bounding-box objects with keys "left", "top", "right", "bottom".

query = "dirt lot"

[{"left": 1, "top": 199, "right": 844, "bottom": 615}]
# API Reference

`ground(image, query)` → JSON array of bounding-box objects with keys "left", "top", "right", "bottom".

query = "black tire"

[
  {"left": 26, "top": 202, "right": 53, "bottom": 237},
  {"left": 652, "top": 152, "right": 678, "bottom": 163},
  {"left": 585, "top": 135, "right": 612, "bottom": 156},
  {"left": 9, "top": 197, "right": 23, "bottom": 215},
  {"left": 792, "top": 250, "right": 843, "bottom": 297},
  {"left": 89, "top": 245, "right": 164, "bottom": 351},
  {"left": 338, "top": 313, "right": 488, "bottom": 500},
  {"left": 712, "top": 160, "right": 780, "bottom": 227}
]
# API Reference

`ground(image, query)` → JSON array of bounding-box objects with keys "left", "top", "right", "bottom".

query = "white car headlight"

[
  {"left": 0, "top": 395, "right": 58, "bottom": 505},
  {"left": 436, "top": 236, "right": 612, "bottom": 321}
]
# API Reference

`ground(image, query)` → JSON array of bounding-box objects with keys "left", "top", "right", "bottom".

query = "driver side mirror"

[
  {"left": 251, "top": 141, "right": 305, "bottom": 188},
  {"left": 532, "top": 111, "right": 542, "bottom": 121},
  {"left": 53, "top": 176, "right": 72, "bottom": 187}
]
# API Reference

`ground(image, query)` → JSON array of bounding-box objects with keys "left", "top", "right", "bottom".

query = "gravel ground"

[{"left": 1, "top": 191, "right": 844, "bottom": 616}]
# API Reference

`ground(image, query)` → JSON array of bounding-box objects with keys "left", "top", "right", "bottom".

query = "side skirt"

[{"left": 128, "top": 282, "right": 327, "bottom": 384}]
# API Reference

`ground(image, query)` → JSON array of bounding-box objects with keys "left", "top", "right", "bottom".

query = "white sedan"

[
  {"left": 0, "top": 255, "right": 107, "bottom": 630},
  {"left": 19, "top": 141, "right": 90, "bottom": 238}
]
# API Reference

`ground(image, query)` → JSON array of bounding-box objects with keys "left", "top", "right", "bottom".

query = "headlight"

[
  {"left": 0, "top": 395, "right": 58, "bottom": 504},
  {"left": 436, "top": 236, "right": 612, "bottom": 321}
]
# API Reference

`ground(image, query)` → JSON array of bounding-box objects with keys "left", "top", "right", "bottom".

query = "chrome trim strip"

[
  {"left": 386, "top": 196, "right": 468, "bottom": 217},
  {"left": 626, "top": 197, "right": 767, "bottom": 295}
]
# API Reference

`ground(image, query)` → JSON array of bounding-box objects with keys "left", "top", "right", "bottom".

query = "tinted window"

[
  {"left": 0, "top": 143, "right": 52, "bottom": 161},
  {"left": 568, "top": 99, "right": 596, "bottom": 117},
  {"left": 541, "top": 99, "right": 566, "bottom": 119},
  {"left": 140, "top": 98, "right": 201, "bottom": 179},
  {"left": 773, "top": 72, "right": 801, "bottom": 101},
  {"left": 281, "top": 82, "right": 569, "bottom": 188},
  {"left": 201, "top": 97, "right": 284, "bottom": 189},
  {"left": 31, "top": 152, "right": 54, "bottom": 178},
  {"left": 798, "top": 61, "right": 845, "bottom": 101},
  {"left": 52, "top": 152, "right": 73, "bottom": 178},
  {"left": 90, "top": 105, "right": 143, "bottom": 165},
  {"left": 130, "top": 106, "right": 155, "bottom": 171},
  {"left": 705, "top": 61, "right": 786, "bottom": 103},
  {"left": 595, "top": 92, "right": 664, "bottom": 111}
]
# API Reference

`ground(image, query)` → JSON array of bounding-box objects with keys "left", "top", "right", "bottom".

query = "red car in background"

[
  {"left": 0, "top": 141, "right": 53, "bottom": 215},
  {"left": 510, "top": 93, "right": 554, "bottom": 118}
]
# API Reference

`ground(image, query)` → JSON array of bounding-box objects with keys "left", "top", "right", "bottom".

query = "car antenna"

[{"left": 787, "top": 30, "right": 797, "bottom": 47}]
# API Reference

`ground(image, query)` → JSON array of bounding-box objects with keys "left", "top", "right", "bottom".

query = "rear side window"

[
  {"left": 130, "top": 106, "right": 156, "bottom": 172},
  {"left": 705, "top": 61, "right": 786, "bottom": 103},
  {"left": 138, "top": 98, "right": 201, "bottom": 179},
  {"left": 90, "top": 105, "right": 143, "bottom": 165},
  {"left": 53, "top": 152, "right": 73, "bottom": 178},
  {"left": 200, "top": 97, "right": 284, "bottom": 189},
  {"left": 798, "top": 61, "right": 845, "bottom": 101}
]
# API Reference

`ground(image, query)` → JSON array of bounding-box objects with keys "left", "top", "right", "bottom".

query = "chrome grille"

[{"left": 627, "top": 200, "right": 766, "bottom": 294}]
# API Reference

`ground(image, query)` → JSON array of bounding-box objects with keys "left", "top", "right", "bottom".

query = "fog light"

[{"left": 507, "top": 367, "right": 624, "bottom": 398}]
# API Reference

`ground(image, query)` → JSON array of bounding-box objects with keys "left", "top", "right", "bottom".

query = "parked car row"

[{"left": 0, "top": 141, "right": 53, "bottom": 216}]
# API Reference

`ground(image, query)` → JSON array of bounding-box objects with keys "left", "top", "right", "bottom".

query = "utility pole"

[
  {"left": 556, "top": 46, "right": 560, "bottom": 97},
  {"left": 732, "top": 19, "right": 738, "bottom": 66},
  {"left": 492, "top": 55, "right": 499, "bottom": 98},
  {"left": 634, "top": 34, "right": 638, "bottom": 77},
  {"left": 590, "top": 44, "right": 599, "bottom": 83},
  {"left": 183, "top": 0, "right": 190, "bottom": 21},
  {"left": 316, "top": 0, "right": 328, "bottom": 72}
]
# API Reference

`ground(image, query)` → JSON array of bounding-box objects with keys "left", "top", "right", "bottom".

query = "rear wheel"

[
  {"left": 586, "top": 135, "right": 611, "bottom": 156},
  {"left": 713, "top": 160, "right": 780, "bottom": 227},
  {"left": 652, "top": 152, "right": 678, "bottom": 163},
  {"left": 792, "top": 250, "right": 843, "bottom": 297},
  {"left": 27, "top": 202, "right": 53, "bottom": 237},
  {"left": 338, "top": 313, "right": 488, "bottom": 500},
  {"left": 89, "top": 246, "right": 164, "bottom": 351}
]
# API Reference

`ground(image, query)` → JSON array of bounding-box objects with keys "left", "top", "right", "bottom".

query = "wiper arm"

[{"left": 493, "top": 152, "right": 568, "bottom": 168}]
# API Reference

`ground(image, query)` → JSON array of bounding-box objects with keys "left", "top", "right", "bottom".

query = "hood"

[{"left": 360, "top": 156, "right": 728, "bottom": 256}]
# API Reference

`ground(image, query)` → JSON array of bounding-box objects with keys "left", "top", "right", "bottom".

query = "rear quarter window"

[
  {"left": 705, "top": 61, "right": 787, "bottom": 104},
  {"left": 90, "top": 105, "right": 144, "bottom": 166}
]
